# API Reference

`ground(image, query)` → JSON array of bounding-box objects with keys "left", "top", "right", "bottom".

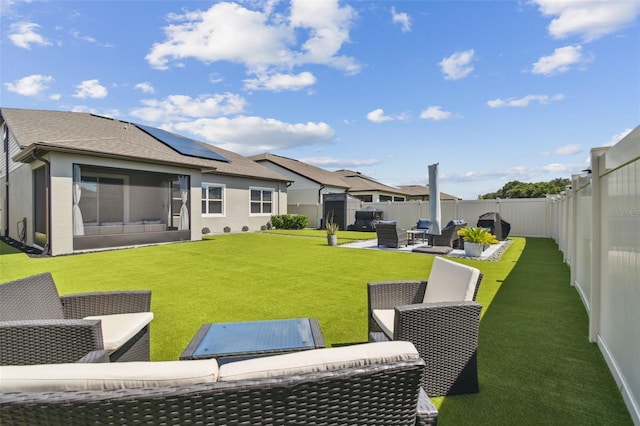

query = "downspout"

[
  {"left": 318, "top": 185, "right": 325, "bottom": 204},
  {"left": 32, "top": 150, "right": 51, "bottom": 255},
  {"left": 2, "top": 123, "right": 9, "bottom": 237}
]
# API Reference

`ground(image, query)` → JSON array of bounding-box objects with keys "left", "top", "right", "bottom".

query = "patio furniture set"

[
  {"left": 1, "top": 257, "right": 483, "bottom": 424},
  {"left": 376, "top": 219, "right": 469, "bottom": 254}
]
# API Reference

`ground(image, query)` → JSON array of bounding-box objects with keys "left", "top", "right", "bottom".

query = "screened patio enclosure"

[{"left": 72, "top": 164, "right": 191, "bottom": 251}]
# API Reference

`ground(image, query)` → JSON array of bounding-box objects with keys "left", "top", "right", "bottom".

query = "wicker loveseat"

[
  {"left": 0, "top": 341, "right": 438, "bottom": 425},
  {"left": 376, "top": 221, "right": 409, "bottom": 248},
  {"left": 0, "top": 273, "right": 152, "bottom": 365}
]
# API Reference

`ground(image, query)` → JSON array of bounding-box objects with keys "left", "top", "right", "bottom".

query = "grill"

[{"left": 352, "top": 208, "right": 383, "bottom": 232}]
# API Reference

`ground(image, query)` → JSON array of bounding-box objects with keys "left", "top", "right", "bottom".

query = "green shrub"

[
  {"left": 242, "top": 225, "right": 249, "bottom": 232},
  {"left": 201, "top": 227, "right": 210, "bottom": 235},
  {"left": 270, "top": 214, "right": 308, "bottom": 230},
  {"left": 223, "top": 226, "right": 231, "bottom": 233}
]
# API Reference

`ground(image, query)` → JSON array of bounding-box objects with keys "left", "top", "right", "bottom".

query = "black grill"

[{"left": 353, "top": 209, "right": 383, "bottom": 232}]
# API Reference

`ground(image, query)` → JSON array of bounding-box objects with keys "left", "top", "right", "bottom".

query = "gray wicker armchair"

[
  {"left": 367, "top": 257, "right": 483, "bottom": 396},
  {"left": 429, "top": 220, "right": 467, "bottom": 248},
  {"left": 0, "top": 272, "right": 152, "bottom": 365},
  {"left": 376, "top": 221, "right": 409, "bottom": 248}
]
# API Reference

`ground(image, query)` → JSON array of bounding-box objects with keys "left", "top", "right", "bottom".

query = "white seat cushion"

[
  {"left": 84, "top": 312, "right": 154, "bottom": 351},
  {"left": 372, "top": 309, "right": 396, "bottom": 338},
  {"left": 423, "top": 257, "right": 480, "bottom": 303},
  {"left": 219, "top": 341, "right": 418, "bottom": 382},
  {"left": 0, "top": 359, "right": 218, "bottom": 393}
]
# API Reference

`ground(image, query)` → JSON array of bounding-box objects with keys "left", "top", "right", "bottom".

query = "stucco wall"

[{"left": 200, "top": 174, "right": 287, "bottom": 234}]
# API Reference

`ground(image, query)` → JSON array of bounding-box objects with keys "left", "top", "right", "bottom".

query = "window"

[
  {"left": 202, "top": 183, "right": 225, "bottom": 215},
  {"left": 380, "top": 195, "right": 393, "bottom": 202},
  {"left": 250, "top": 187, "right": 273, "bottom": 215}
]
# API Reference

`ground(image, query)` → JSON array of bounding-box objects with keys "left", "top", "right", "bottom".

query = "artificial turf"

[{"left": 0, "top": 233, "right": 632, "bottom": 424}]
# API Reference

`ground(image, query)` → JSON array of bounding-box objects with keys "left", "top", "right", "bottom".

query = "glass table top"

[{"left": 193, "top": 318, "right": 315, "bottom": 358}]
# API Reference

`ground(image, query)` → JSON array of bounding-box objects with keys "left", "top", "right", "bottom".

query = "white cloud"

[
  {"left": 73, "top": 79, "right": 108, "bottom": 99},
  {"left": 301, "top": 156, "right": 381, "bottom": 168},
  {"left": 170, "top": 116, "right": 335, "bottom": 156},
  {"left": 145, "top": 0, "right": 359, "bottom": 82},
  {"left": 9, "top": 22, "right": 51, "bottom": 49},
  {"left": 532, "top": 45, "right": 592, "bottom": 75},
  {"left": 487, "top": 94, "right": 565, "bottom": 108},
  {"left": 244, "top": 71, "right": 317, "bottom": 91},
  {"left": 391, "top": 7, "right": 411, "bottom": 32},
  {"left": 553, "top": 144, "right": 582, "bottom": 155},
  {"left": 445, "top": 162, "right": 584, "bottom": 183},
  {"left": 130, "top": 93, "right": 247, "bottom": 122},
  {"left": 604, "top": 128, "right": 633, "bottom": 146},
  {"left": 70, "top": 29, "right": 113, "bottom": 47},
  {"left": 366, "top": 108, "right": 408, "bottom": 123},
  {"left": 419, "top": 106, "right": 453, "bottom": 121},
  {"left": 439, "top": 49, "right": 475, "bottom": 80},
  {"left": 4, "top": 74, "right": 53, "bottom": 96},
  {"left": 135, "top": 82, "right": 155, "bottom": 93},
  {"left": 531, "top": 0, "right": 640, "bottom": 42}
]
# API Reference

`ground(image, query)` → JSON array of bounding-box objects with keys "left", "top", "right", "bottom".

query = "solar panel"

[{"left": 135, "top": 123, "right": 228, "bottom": 162}]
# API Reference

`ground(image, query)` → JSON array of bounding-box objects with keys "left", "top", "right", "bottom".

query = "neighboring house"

[
  {"left": 251, "top": 153, "right": 349, "bottom": 204},
  {"left": 332, "top": 169, "right": 407, "bottom": 202},
  {"left": 0, "top": 108, "right": 290, "bottom": 256},
  {"left": 251, "top": 153, "right": 350, "bottom": 226},
  {"left": 398, "top": 185, "right": 462, "bottom": 201}
]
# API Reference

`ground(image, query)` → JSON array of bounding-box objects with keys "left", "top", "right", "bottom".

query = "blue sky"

[{"left": 2, "top": 0, "right": 638, "bottom": 199}]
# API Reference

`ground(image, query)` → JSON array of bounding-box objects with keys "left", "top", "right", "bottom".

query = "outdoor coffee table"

[
  {"left": 180, "top": 318, "right": 325, "bottom": 364},
  {"left": 407, "top": 229, "right": 428, "bottom": 245}
]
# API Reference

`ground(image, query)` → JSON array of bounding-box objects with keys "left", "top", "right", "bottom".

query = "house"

[
  {"left": 332, "top": 169, "right": 407, "bottom": 202},
  {"left": 398, "top": 185, "right": 462, "bottom": 201},
  {"left": 0, "top": 108, "right": 290, "bottom": 256},
  {"left": 251, "top": 153, "right": 349, "bottom": 205}
]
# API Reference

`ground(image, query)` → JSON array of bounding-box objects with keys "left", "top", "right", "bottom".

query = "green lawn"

[{"left": 0, "top": 233, "right": 631, "bottom": 424}]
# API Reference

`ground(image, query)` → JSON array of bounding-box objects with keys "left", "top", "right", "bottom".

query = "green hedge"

[{"left": 270, "top": 214, "right": 308, "bottom": 230}]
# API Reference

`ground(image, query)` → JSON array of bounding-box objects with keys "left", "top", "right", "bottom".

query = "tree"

[{"left": 478, "top": 178, "right": 571, "bottom": 199}]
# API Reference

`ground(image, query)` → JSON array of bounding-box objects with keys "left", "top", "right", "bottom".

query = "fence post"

[{"left": 589, "top": 147, "right": 608, "bottom": 343}]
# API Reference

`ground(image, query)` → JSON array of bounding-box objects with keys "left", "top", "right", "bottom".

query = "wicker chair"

[
  {"left": 1, "top": 342, "right": 439, "bottom": 425},
  {"left": 0, "top": 272, "right": 152, "bottom": 365},
  {"left": 376, "top": 221, "right": 409, "bottom": 248},
  {"left": 429, "top": 220, "right": 467, "bottom": 248},
  {"left": 367, "top": 257, "right": 483, "bottom": 396}
]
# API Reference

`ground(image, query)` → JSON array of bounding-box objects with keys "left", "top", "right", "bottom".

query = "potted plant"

[
  {"left": 325, "top": 221, "right": 339, "bottom": 246},
  {"left": 457, "top": 227, "right": 499, "bottom": 257}
]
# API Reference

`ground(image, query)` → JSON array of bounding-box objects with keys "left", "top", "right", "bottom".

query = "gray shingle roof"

[
  {"left": 398, "top": 185, "right": 461, "bottom": 200},
  {"left": 251, "top": 153, "right": 349, "bottom": 188},
  {"left": 1, "top": 108, "right": 289, "bottom": 182},
  {"left": 332, "top": 169, "right": 406, "bottom": 194}
]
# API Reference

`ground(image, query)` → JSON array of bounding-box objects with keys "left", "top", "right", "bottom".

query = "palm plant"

[{"left": 457, "top": 226, "right": 499, "bottom": 245}]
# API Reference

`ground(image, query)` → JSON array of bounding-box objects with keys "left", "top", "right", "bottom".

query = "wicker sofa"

[
  {"left": 0, "top": 273, "right": 152, "bottom": 365},
  {"left": 376, "top": 221, "right": 409, "bottom": 248},
  {"left": 0, "top": 341, "right": 438, "bottom": 425},
  {"left": 368, "top": 257, "right": 483, "bottom": 397}
]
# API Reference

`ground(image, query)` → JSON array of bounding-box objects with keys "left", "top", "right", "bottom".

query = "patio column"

[{"left": 72, "top": 165, "right": 84, "bottom": 236}]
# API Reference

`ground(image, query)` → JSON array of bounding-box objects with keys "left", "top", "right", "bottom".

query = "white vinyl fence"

[
  {"left": 287, "top": 126, "right": 639, "bottom": 423},
  {"left": 552, "top": 129, "right": 639, "bottom": 425}
]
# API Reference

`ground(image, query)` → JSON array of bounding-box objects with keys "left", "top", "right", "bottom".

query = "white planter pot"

[
  {"left": 327, "top": 235, "right": 338, "bottom": 246},
  {"left": 464, "top": 242, "right": 484, "bottom": 257}
]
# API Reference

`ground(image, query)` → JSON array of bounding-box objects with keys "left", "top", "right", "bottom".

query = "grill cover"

[{"left": 477, "top": 212, "right": 510, "bottom": 240}]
